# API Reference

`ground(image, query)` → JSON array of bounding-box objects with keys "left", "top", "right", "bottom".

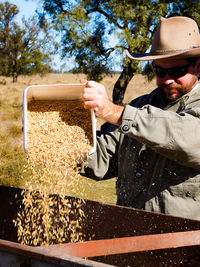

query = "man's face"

[{"left": 153, "top": 58, "right": 200, "bottom": 102}]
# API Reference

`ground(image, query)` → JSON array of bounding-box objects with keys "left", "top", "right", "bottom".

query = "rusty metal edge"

[
  {"left": 0, "top": 239, "right": 114, "bottom": 267},
  {"left": 43, "top": 230, "right": 200, "bottom": 258}
]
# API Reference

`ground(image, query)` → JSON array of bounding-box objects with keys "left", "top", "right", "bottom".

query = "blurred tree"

[
  {"left": 0, "top": 1, "right": 52, "bottom": 82},
  {"left": 39, "top": 0, "right": 200, "bottom": 104}
]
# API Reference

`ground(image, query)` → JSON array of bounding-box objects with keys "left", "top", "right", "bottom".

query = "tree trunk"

[
  {"left": 112, "top": 62, "right": 136, "bottom": 105},
  {"left": 13, "top": 71, "right": 17, "bottom": 83}
]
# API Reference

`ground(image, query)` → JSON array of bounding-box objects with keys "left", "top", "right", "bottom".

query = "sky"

[{"left": 6, "top": 0, "right": 39, "bottom": 19}]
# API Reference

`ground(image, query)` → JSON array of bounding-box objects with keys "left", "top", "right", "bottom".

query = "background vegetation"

[{"left": 0, "top": 1, "right": 53, "bottom": 82}]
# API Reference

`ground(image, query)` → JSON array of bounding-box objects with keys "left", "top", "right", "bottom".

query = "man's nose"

[{"left": 162, "top": 74, "right": 175, "bottom": 84}]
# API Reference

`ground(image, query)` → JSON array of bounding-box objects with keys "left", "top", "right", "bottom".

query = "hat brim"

[{"left": 126, "top": 48, "right": 200, "bottom": 61}]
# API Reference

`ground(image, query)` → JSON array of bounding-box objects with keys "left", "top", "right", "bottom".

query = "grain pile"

[{"left": 14, "top": 100, "right": 94, "bottom": 246}]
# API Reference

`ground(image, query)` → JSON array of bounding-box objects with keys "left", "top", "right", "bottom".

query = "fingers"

[
  {"left": 80, "top": 79, "right": 123, "bottom": 125},
  {"left": 80, "top": 78, "right": 88, "bottom": 84},
  {"left": 83, "top": 87, "right": 105, "bottom": 110},
  {"left": 83, "top": 82, "right": 105, "bottom": 97},
  {"left": 81, "top": 80, "right": 109, "bottom": 119},
  {"left": 83, "top": 100, "right": 97, "bottom": 109},
  {"left": 80, "top": 79, "right": 98, "bottom": 89},
  {"left": 85, "top": 81, "right": 99, "bottom": 88},
  {"left": 83, "top": 92, "right": 102, "bottom": 110}
]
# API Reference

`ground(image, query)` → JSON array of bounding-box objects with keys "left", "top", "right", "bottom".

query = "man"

[{"left": 81, "top": 16, "right": 200, "bottom": 220}]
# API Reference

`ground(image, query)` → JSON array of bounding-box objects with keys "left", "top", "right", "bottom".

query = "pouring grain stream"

[{"left": 14, "top": 100, "right": 94, "bottom": 246}]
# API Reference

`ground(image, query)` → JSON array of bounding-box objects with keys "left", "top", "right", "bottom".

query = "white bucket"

[{"left": 22, "top": 83, "right": 96, "bottom": 155}]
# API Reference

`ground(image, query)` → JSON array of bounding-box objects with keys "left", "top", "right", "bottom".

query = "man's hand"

[{"left": 81, "top": 79, "right": 124, "bottom": 126}]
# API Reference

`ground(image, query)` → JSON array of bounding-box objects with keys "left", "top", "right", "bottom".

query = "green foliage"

[
  {"left": 167, "top": 0, "right": 200, "bottom": 22},
  {"left": 0, "top": 1, "right": 52, "bottom": 82},
  {"left": 40, "top": 0, "right": 200, "bottom": 75},
  {"left": 142, "top": 62, "right": 155, "bottom": 82},
  {"left": 39, "top": 0, "right": 168, "bottom": 82}
]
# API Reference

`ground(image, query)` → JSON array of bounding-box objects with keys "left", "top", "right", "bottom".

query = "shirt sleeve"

[
  {"left": 119, "top": 104, "right": 200, "bottom": 169},
  {"left": 80, "top": 129, "right": 120, "bottom": 180}
]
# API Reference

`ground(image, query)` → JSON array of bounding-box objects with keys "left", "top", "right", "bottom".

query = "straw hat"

[{"left": 126, "top": 16, "right": 200, "bottom": 61}]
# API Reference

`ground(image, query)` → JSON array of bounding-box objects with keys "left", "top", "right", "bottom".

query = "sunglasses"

[{"left": 151, "top": 61, "right": 194, "bottom": 79}]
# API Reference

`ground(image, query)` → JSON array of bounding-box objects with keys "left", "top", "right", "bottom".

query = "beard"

[
  {"left": 158, "top": 83, "right": 182, "bottom": 90},
  {"left": 158, "top": 83, "right": 184, "bottom": 102}
]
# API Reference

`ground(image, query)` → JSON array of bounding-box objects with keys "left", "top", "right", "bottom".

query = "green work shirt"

[{"left": 81, "top": 83, "right": 200, "bottom": 220}]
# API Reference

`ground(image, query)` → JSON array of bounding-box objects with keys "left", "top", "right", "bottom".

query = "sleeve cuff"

[{"left": 119, "top": 104, "right": 138, "bottom": 134}]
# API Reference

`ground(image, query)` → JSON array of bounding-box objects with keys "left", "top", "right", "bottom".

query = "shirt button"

[
  {"left": 122, "top": 125, "right": 129, "bottom": 131},
  {"left": 135, "top": 172, "right": 142, "bottom": 178},
  {"left": 186, "top": 191, "right": 192, "bottom": 197}
]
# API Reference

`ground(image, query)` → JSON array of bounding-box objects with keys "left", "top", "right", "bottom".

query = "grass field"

[{"left": 0, "top": 73, "right": 156, "bottom": 205}]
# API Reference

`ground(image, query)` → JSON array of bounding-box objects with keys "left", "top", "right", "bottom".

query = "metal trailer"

[{"left": 0, "top": 185, "right": 200, "bottom": 266}]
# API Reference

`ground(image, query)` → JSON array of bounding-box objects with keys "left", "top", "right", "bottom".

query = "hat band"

[{"left": 152, "top": 46, "right": 200, "bottom": 55}]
